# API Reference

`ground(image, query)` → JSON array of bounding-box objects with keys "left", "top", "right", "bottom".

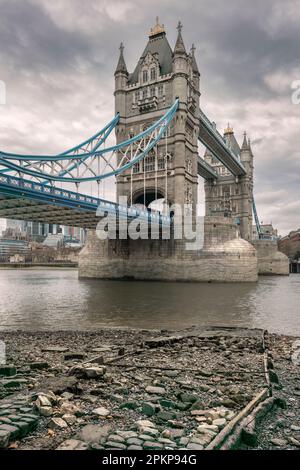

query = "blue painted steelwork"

[
  {"left": 0, "top": 100, "right": 178, "bottom": 184},
  {"left": 199, "top": 110, "right": 246, "bottom": 177},
  {"left": 0, "top": 174, "right": 171, "bottom": 227},
  {"left": 253, "top": 198, "right": 262, "bottom": 238}
]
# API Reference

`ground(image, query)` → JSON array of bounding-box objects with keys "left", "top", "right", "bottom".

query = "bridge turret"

[
  {"left": 172, "top": 21, "right": 188, "bottom": 103},
  {"left": 114, "top": 43, "right": 128, "bottom": 117}
]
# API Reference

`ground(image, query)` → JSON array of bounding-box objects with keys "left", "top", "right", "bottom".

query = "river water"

[{"left": 0, "top": 269, "right": 299, "bottom": 335}]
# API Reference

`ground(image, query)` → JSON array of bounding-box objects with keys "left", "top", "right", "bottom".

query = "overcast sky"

[{"left": 0, "top": 0, "right": 299, "bottom": 235}]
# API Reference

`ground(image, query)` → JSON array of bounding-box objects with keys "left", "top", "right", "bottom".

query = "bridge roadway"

[
  {"left": 0, "top": 175, "right": 170, "bottom": 229},
  {"left": 199, "top": 110, "right": 246, "bottom": 177}
]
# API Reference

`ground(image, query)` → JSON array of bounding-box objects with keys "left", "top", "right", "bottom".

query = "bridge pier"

[
  {"left": 252, "top": 240, "right": 289, "bottom": 276},
  {"left": 79, "top": 216, "right": 258, "bottom": 283}
]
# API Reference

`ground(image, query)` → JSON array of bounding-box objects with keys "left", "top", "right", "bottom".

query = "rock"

[
  {"left": 117, "top": 431, "right": 138, "bottom": 439},
  {"left": 119, "top": 401, "right": 138, "bottom": 410},
  {"left": 142, "top": 402, "right": 156, "bottom": 416},
  {"left": 92, "top": 407, "right": 110, "bottom": 417},
  {"left": 142, "top": 427, "right": 159, "bottom": 437},
  {"left": 49, "top": 418, "right": 68, "bottom": 430},
  {"left": 127, "top": 438, "right": 143, "bottom": 446},
  {"left": 0, "top": 366, "right": 16, "bottom": 377},
  {"left": 179, "top": 437, "right": 189, "bottom": 446},
  {"left": 36, "top": 395, "right": 53, "bottom": 417},
  {"left": 40, "top": 376, "right": 78, "bottom": 394},
  {"left": 145, "top": 385, "right": 166, "bottom": 395},
  {"left": 270, "top": 438, "right": 287, "bottom": 447},
  {"left": 179, "top": 393, "right": 198, "bottom": 403},
  {"left": 105, "top": 441, "right": 127, "bottom": 450},
  {"left": 38, "top": 406, "right": 53, "bottom": 417},
  {"left": 127, "top": 445, "right": 143, "bottom": 450},
  {"left": 287, "top": 437, "right": 300, "bottom": 448},
  {"left": 29, "top": 362, "right": 49, "bottom": 370},
  {"left": 136, "top": 419, "right": 156, "bottom": 429},
  {"left": 64, "top": 352, "right": 87, "bottom": 361},
  {"left": 165, "top": 371, "right": 179, "bottom": 378},
  {"left": 62, "top": 414, "right": 77, "bottom": 426},
  {"left": 42, "top": 346, "right": 69, "bottom": 353},
  {"left": 156, "top": 410, "right": 177, "bottom": 422},
  {"left": 0, "top": 424, "right": 19, "bottom": 440},
  {"left": 107, "top": 434, "right": 125, "bottom": 444},
  {"left": 191, "top": 409, "right": 206, "bottom": 416},
  {"left": 77, "top": 424, "right": 110, "bottom": 444},
  {"left": 187, "top": 442, "right": 204, "bottom": 450},
  {"left": 0, "top": 429, "right": 10, "bottom": 448},
  {"left": 60, "top": 402, "right": 80, "bottom": 416},
  {"left": 291, "top": 425, "right": 300, "bottom": 431},
  {"left": 213, "top": 418, "right": 227, "bottom": 429},
  {"left": 197, "top": 424, "right": 219, "bottom": 433},
  {"left": 56, "top": 439, "right": 88, "bottom": 450},
  {"left": 84, "top": 367, "right": 106, "bottom": 379},
  {"left": 143, "top": 441, "right": 163, "bottom": 450}
]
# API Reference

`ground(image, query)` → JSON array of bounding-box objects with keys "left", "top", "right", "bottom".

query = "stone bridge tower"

[
  {"left": 114, "top": 19, "right": 200, "bottom": 215},
  {"left": 204, "top": 128, "right": 254, "bottom": 241},
  {"left": 79, "top": 20, "right": 258, "bottom": 282}
]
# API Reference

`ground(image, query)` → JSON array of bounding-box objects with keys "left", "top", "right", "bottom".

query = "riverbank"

[
  {"left": 0, "top": 263, "right": 78, "bottom": 269},
  {"left": 0, "top": 327, "right": 299, "bottom": 450}
]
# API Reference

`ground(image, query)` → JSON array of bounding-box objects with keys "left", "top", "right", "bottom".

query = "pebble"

[
  {"left": 48, "top": 418, "right": 68, "bottom": 430},
  {"left": 270, "top": 438, "right": 287, "bottom": 447},
  {"left": 92, "top": 407, "right": 110, "bottom": 417},
  {"left": 145, "top": 386, "right": 166, "bottom": 395}
]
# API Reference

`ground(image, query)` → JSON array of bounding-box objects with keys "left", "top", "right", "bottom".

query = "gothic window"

[
  {"left": 135, "top": 91, "right": 140, "bottom": 102},
  {"left": 158, "top": 84, "right": 164, "bottom": 97},
  {"left": 150, "top": 86, "right": 156, "bottom": 97},
  {"left": 133, "top": 163, "right": 140, "bottom": 174},
  {"left": 142, "top": 88, "right": 148, "bottom": 99},
  {"left": 143, "top": 70, "right": 148, "bottom": 83},
  {"left": 158, "top": 158, "right": 166, "bottom": 170},
  {"left": 150, "top": 68, "right": 156, "bottom": 81},
  {"left": 143, "top": 153, "right": 155, "bottom": 172}
]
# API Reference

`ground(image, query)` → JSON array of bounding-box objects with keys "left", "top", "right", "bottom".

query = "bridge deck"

[
  {"left": 199, "top": 110, "right": 246, "bottom": 177},
  {"left": 0, "top": 175, "right": 170, "bottom": 228}
]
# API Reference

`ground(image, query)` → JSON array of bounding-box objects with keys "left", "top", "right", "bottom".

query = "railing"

[{"left": 0, "top": 174, "right": 171, "bottom": 226}]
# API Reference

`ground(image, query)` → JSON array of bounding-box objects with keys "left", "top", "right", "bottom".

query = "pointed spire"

[
  {"left": 248, "top": 138, "right": 253, "bottom": 155},
  {"left": 115, "top": 42, "right": 128, "bottom": 75},
  {"left": 241, "top": 131, "right": 248, "bottom": 150},
  {"left": 224, "top": 123, "right": 234, "bottom": 136},
  {"left": 190, "top": 44, "right": 199, "bottom": 74},
  {"left": 174, "top": 21, "right": 187, "bottom": 55}
]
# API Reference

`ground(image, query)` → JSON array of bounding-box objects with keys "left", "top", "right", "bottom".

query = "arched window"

[
  {"left": 158, "top": 84, "right": 164, "bottom": 97},
  {"left": 142, "top": 88, "right": 148, "bottom": 99},
  {"left": 143, "top": 70, "right": 148, "bottom": 83},
  {"left": 150, "top": 86, "right": 156, "bottom": 97},
  {"left": 150, "top": 68, "right": 156, "bottom": 81},
  {"left": 135, "top": 91, "right": 140, "bottom": 102}
]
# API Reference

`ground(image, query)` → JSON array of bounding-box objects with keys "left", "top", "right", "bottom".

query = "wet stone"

[
  {"left": 105, "top": 441, "right": 127, "bottom": 450},
  {"left": 127, "top": 437, "right": 143, "bottom": 446},
  {"left": 0, "top": 366, "right": 16, "bottom": 377},
  {"left": 143, "top": 441, "right": 163, "bottom": 450},
  {"left": 29, "top": 362, "right": 49, "bottom": 370},
  {"left": 145, "top": 386, "right": 166, "bottom": 395},
  {"left": 0, "top": 429, "right": 10, "bottom": 448},
  {"left": 56, "top": 439, "right": 88, "bottom": 450}
]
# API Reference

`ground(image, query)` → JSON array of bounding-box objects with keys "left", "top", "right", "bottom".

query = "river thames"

[{"left": 0, "top": 269, "right": 299, "bottom": 335}]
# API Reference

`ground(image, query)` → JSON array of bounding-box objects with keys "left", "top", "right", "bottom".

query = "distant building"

[
  {"left": 0, "top": 239, "right": 30, "bottom": 259},
  {"left": 43, "top": 233, "right": 64, "bottom": 248},
  {"left": 279, "top": 229, "right": 300, "bottom": 259},
  {"left": 252, "top": 223, "right": 278, "bottom": 240}
]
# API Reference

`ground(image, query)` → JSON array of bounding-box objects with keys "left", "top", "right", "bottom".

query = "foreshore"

[
  {"left": 0, "top": 263, "right": 78, "bottom": 269},
  {"left": 0, "top": 327, "right": 299, "bottom": 450}
]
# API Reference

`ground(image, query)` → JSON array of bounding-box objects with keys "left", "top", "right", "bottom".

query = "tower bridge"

[{"left": 0, "top": 19, "right": 289, "bottom": 280}]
